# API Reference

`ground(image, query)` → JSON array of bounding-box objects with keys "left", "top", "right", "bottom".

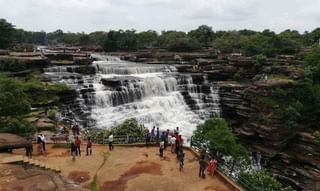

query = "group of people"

[
  {"left": 30, "top": 124, "right": 218, "bottom": 179},
  {"left": 199, "top": 155, "right": 218, "bottom": 178},
  {"left": 147, "top": 127, "right": 185, "bottom": 171},
  {"left": 70, "top": 136, "right": 93, "bottom": 161}
]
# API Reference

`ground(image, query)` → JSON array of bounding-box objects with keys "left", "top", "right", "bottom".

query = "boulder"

[{"left": 0, "top": 133, "right": 31, "bottom": 151}]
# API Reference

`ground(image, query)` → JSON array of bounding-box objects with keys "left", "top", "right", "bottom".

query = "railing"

[
  {"left": 190, "top": 136, "right": 261, "bottom": 191},
  {"left": 92, "top": 134, "right": 147, "bottom": 145}
]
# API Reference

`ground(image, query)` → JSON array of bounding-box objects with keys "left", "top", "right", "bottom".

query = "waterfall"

[{"left": 44, "top": 54, "right": 221, "bottom": 138}]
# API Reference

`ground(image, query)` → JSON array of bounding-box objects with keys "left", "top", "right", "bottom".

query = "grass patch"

[
  {"left": 52, "top": 143, "right": 69, "bottom": 149},
  {"left": 89, "top": 152, "right": 109, "bottom": 191},
  {"left": 257, "top": 96, "right": 279, "bottom": 108},
  {"left": 89, "top": 174, "right": 98, "bottom": 191}
]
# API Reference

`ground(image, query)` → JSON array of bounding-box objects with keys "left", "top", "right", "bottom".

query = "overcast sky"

[{"left": 0, "top": 0, "right": 319, "bottom": 33}]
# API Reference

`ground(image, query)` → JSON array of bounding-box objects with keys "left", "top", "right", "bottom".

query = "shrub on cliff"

[
  {"left": 167, "top": 37, "right": 201, "bottom": 52},
  {"left": 0, "top": 118, "right": 36, "bottom": 137},
  {"left": 110, "top": 118, "right": 146, "bottom": 137},
  {"left": 238, "top": 170, "right": 294, "bottom": 191}
]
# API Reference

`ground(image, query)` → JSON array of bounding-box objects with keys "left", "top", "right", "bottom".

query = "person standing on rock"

[
  {"left": 178, "top": 149, "right": 184, "bottom": 171},
  {"left": 75, "top": 136, "right": 81, "bottom": 156},
  {"left": 40, "top": 134, "right": 46, "bottom": 152},
  {"left": 151, "top": 126, "right": 155, "bottom": 142},
  {"left": 70, "top": 139, "right": 76, "bottom": 161},
  {"left": 25, "top": 137, "right": 33, "bottom": 158},
  {"left": 199, "top": 155, "right": 207, "bottom": 178},
  {"left": 146, "top": 130, "right": 150, "bottom": 147},
  {"left": 170, "top": 135, "right": 176, "bottom": 153},
  {"left": 37, "top": 134, "right": 43, "bottom": 154},
  {"left": 108, "top": 134, "right": 114, "bottom": 151},
  {"left": 156, "top": 127, "right": 160, "bottom": 142},
  {"left": 159, "top": 141, "right": 164, "bottom": 158},
  {"left": 86, "top": 137, "right": 92, "bottom": 156},
  {"left": 207, "top": 157, "right": 217, "bottom": 176}
]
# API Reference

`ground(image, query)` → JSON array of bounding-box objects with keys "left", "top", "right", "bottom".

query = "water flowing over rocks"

[{"left": 44, "top": 54, "right": 221, "bottom": 138}]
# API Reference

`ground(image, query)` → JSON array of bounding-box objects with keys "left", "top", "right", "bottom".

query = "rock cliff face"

[
  {"left": 219, "top": 81, "right": 320, "bottom": 190},
  {"left": 119, "top": 50, "right": 320, "bottom": 190}
]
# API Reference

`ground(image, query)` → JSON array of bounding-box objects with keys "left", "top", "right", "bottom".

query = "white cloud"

[{"left": 0, "top": 0, "right": 319, "bottom": 33}]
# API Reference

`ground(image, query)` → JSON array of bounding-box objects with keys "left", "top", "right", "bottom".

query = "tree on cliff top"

[
  {"left": 0, "top": 19, "right": 15, "bottom": 49},
  {"left": 188, "top": 25, "right": 215, "bottom": 46},
  {"left": 193, "top": 118, "right": 248, "bottom": 162},
  {"left": 0, "top": 74, "right": 30, "bottom": 117}
]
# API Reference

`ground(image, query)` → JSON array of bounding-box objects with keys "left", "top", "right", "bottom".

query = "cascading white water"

[{"left": 44, "top": 54, "right": 221, "bottom": 138}]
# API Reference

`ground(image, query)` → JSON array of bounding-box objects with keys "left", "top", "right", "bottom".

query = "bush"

[
  {"left": 167, "top": 37, "right": 201, "bottom": 52},
  {"left": 238, "top": 170, "right": 294, "bottom": 191},
  {"left": 254, "top": 54, "right": 267, "bottom": 65},
  {"left": 0, "top": 118, "right": 36, "bottom": 137},
  {"left": 110, "top": 118, "right": 146, "bottom": 137},
  {"left": 0, "top": 59, "right": 28, "bottom": 72}
]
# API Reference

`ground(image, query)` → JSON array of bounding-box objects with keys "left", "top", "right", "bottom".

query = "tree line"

[{"left": 1, "top": 18, "right": 320, "bottom": 55}]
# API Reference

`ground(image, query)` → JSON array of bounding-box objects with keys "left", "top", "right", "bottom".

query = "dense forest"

[{"left": 1, "top": 18, "right": 320, "bottom": 55}]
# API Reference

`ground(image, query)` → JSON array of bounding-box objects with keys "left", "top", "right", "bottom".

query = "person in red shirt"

[{"left": 75, "top": 136, "right": 81, "bottom": 156}]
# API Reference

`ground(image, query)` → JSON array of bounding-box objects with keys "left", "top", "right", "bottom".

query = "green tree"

[
  {"left": 157, "top": 30, "right": 187, "bottom": 48},
  {"left": 0, "top": 19, "right": 15, "bottom": 49},
  {"left": 0, "top": 117, "right": 36, "bottom": 137},
  {"left": 0, "top": 75, "right": 30, "bottom": 117},
  {"left": 110, "top": 118, "right": 146, "bottom": 137},
  {"left": 193, "top": 118, "right": 247, "bottom": 161},
  {"left": 137, "top": 30, "right": 158, "bottom": 48},
  {"left": 188, "top": 25, "right": 215, "bottom": 46}
]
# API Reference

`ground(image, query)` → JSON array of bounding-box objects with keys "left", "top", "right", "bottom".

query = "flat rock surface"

[
  {"left": 0, "top": 133, "right": 30, "bottom": 151},
  {"left": 12, "top": 145, "right": 232, "bottom": 191},
  {"left": 0, "top": 164, "right": 87, "bottom": 191}
]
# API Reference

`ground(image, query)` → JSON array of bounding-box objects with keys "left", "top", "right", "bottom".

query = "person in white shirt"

[
  {"left": 170, "top": 135, "right": 176, "bottom": 153},
  {"left": 108, "top": 134, "right": 114, "bottom": 151},
  {"left": 40, "top": 134, "right": 46, "bottom": 151}
]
